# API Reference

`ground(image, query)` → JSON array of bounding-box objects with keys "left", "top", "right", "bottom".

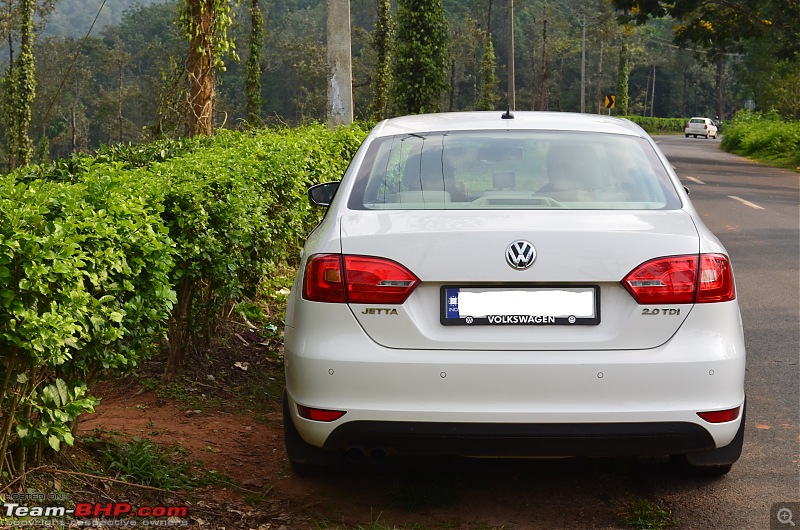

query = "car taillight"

[
  {"left": 703, "top": 124, "right": 708, "bottom": 129},
  {"left": 303, "top": 254, "right": 419, "bottom": 304},
  {"left": 622, "top": 254, "right": 735, "bottom": 305}
]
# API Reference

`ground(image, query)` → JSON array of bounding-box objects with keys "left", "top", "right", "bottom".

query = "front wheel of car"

[
  {"left": 670, "top": 403, "right": 745, "bottom": 477},
  {"left": 282, "top": 389, "right": 342, "bottom": 475}
]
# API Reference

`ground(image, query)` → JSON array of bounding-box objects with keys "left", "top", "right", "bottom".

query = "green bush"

[
  {"left": 0, "top": 170, "right": 174, "bottom": 476},
  {"left": 721, "top": 111, "right": 800, "bottom": 169},
  {"left": 0, "top": 123, "right": 368, "bottom": 476},
  {"left": 620, "top": 116, "right": 688, "bottom": 134}
]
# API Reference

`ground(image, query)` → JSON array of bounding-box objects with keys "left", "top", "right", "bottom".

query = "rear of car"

[
  {"left": 685, "top": 117, "right": 718, "bottom": 139},
  {"left": 283, "top": 111, "right": 745, "bottom": 476}
]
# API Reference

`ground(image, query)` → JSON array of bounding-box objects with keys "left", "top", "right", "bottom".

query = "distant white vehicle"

[
  {"left": 685, "top": 117, "right": 719, "bottom": 139},
  {"left": 283, "top": 111, "right": 746, "bottom": 478}
]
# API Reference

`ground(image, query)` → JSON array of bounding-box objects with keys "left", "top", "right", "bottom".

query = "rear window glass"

[{"left": 347, "top": 131, "right": 681, "bottom": 210}]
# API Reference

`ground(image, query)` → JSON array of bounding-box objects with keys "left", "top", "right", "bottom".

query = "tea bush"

[{"left": 0, "top": 123, "right": 369, "bottom": 476}]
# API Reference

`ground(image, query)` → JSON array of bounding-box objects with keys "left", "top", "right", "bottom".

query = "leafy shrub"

[
  {"left": 721, "top": 111, "right": 800, "bottom": 168},
  {"left": 0, "top": 122, "right": 368, "bottom": 476},
  {"left": 621, "top": 116, "right": 688, "bottom": 134},
  {"left": 0, "top": 170, "right": 174, "bottom": 476}
]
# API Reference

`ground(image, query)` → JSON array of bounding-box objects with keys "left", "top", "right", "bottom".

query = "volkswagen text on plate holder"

[{"left": 441, "top": 285, "right": 601, "bottom": 326}]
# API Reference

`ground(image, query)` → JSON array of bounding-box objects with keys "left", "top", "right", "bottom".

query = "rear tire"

[
  {"left": 283, "top": 389, "right": 341, "bottom": 475},
  {"left": 670, "top": 401, "right": 745, "bottom": 477}
]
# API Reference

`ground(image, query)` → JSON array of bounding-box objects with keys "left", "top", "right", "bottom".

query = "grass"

[
  {"left": 620, "top": 497, "right": 674, "bottom": 529},
  {"left": 386, "top": 478, "right": 458, "bottom": 513},
  {"left": 101, "top": 436, "right": 212, "bottom": 490}
]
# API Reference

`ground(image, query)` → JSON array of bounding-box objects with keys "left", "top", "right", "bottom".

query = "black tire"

[
  {"left": 685, "top": 134, "right": 690, "bottom": 138},
  {"left": 282, "top": 389, "right": 341, "bottom": 475},
  {"left": 670, "top": 402, "right": 745, "bottom": 477}
]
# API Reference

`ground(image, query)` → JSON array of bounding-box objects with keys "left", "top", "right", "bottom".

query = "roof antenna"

[{"left": 501, "top": 105, "right": 515, "bottom": 119}]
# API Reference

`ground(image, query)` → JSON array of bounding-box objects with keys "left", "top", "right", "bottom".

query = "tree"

[
  {"left": 612, "top": 0, "right": 800, "bottom": 60},
  {"left": 179, "top": 0, "right": 237, "bottom": 136},
  {"left": 615, "top": 32, "right": 629, "bottom": 115},
  {"left": 2, "top": 0, "right": 35, "bottom": 170},
  {"left": 369, "top": 0, "right": 392, "bottom": 120},
  {"left": 244, "top": 0, "right": 263, "bottom": 123},
  {"left": 391, "top": 0, "right": 450, "bottom": 115},
  {"left": 476, "top": 34, "right": 499, "bottom": 110}
]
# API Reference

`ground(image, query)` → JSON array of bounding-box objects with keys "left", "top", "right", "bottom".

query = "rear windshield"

[{"left": 347, "top": 131, "right": 681, "bottom": 210}]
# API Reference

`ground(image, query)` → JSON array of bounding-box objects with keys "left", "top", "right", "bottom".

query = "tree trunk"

[
  {"left": 716, "top": 56, "right": 725, "bottom": 119},
  {"left": 595, "top": 40, "right": 603, "bottom": 114},
  {"left": 187, "top": 0, "right": 215, "bottom": 136},
  {"left": 650, "top": 64, "right": 656, "bottom": 117},
  {"left": 530, "top": 16, "right": 536, "bottom": 110},
  {"left": 538, "top": 0, "right": 547, "bottom": 111}
]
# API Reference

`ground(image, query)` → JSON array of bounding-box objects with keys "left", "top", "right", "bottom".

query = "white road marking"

[
  {"left": 728, "top": 196, "right": 765, "bottom": 210},
  {"left": 685, "top": 176, "right": 706, "bottom": 185}
]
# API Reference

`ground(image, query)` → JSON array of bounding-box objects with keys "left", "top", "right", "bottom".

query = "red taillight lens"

[
  {"left": 697, "top": 254, "right": 735, "bottom": 302},
  {"left": 297, "top": 404, "right": 346, "bottom": 422},
  {"left": 697, "top": 406, "right": 740, "bottom": 423},
  {"left": 303, "top": 254, "right": 346, "bottom": 303},
  {"left": 344, "top": 255, "right": 419, "bottom": 304},
  {"left": 303, "top": 254, "right": 419, "bottom": 304},
  {"left": 622, "top": 254, "right": 735, "bottom": 305},
  {"left": 623, "top": 255, "right": 698, "bottom": 304}
]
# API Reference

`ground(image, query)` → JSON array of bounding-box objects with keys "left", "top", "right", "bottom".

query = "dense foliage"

[
  {"left": 391, "top": 0, "right": 450, "bottom": 114},
  {"left": 3, "top": 0, "right": 795, "bottom": 165},
  {"left": 0, "top": 123, "right": 368, "bottom": 476},
  {"left": 721, "top": 111, "right": 800, "bottom": 169}
]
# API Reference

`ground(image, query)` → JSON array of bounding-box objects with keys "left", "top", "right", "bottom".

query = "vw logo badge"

[{"left": 506, "top": 240, "right": 536, "bottom": 270}]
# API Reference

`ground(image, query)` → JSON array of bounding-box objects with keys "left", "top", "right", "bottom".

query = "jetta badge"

[{"left": 506, "top": 240, "right": 536, "bottom": 270}]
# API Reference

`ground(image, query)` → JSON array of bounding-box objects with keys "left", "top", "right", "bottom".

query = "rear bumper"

[
  {"left": 322, "top": 420, "right": 716, "bottom": 457},
  {"left": 284, "top": 299, "right": 746, "bottom": 457}
]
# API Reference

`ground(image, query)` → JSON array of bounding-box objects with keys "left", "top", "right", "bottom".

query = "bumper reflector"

[
  {"left": 697, "top": 406, "right": 741, "bottom": 423},
  {"left": 297, "top": 404, "right": 346, "bottom": 422}
]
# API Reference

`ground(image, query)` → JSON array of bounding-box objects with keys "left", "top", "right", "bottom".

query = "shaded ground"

[
  {"left": 1, "top": 325, "right": 746, "bottom": 530},
  {"left": 64, "top": 332, "right": 671, "bottom": 530}
]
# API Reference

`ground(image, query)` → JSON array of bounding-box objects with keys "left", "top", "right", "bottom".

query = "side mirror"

[{"left": 308, "top": 181, "right": 340, "bottom": 207}]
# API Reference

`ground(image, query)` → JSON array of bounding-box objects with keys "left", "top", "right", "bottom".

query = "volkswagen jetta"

[{"left": 282, "top": 111, "right": 746, "bottom": 476}]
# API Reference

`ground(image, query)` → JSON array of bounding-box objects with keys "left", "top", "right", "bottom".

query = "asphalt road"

[{"left": 652, "top": 135, "right": 800, "bottom": 528}]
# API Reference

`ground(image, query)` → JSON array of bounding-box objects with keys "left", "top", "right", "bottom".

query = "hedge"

[{"left": 0, "top": 123, "right": 368, "bottom": 477}]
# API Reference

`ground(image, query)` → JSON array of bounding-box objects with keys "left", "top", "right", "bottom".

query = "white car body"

[
  {"left": 685, "top": 117, "right": 719, "bottom": 139},
  {"left": 283, "top": 111, "right": 746, "bottom": 476}
]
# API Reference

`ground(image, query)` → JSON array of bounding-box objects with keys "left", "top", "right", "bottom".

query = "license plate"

[{"left": 441, "top": 285, "right": 600, "bottom": 326}]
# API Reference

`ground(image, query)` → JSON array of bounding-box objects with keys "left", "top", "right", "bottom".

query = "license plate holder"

[{"left": 441, "top": 285, "right": 600, "bottom": 326}]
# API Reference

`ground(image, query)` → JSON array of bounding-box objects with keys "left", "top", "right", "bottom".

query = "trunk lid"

[{"left": 340, "top": 209, "right": 700, "bottom": 351}]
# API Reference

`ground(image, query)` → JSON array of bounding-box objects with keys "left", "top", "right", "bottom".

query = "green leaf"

[
  {"left": 48, "top": 435, "right": 61, "bottom": 452},
  {"left": 16, "top": 424, "right": 30, "bottom": 439}
]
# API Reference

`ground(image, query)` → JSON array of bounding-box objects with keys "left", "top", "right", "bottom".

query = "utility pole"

[
  {"left": 507, "top": 0, "right": 515, "bottom": 110},
  {"left": 327, "top": 0, "right": 353, "bottom": 126}
]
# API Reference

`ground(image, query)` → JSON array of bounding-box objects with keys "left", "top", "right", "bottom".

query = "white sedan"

[
  {"left": 685, "top": 117, "right": 719, "bottom": 139},
  {"left": 283, "top": 111, "right": 746, "bottom": 477}
]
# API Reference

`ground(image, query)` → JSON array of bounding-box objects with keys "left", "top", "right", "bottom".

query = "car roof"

[{"left": 372, "top": 111, "right": 647, "bottom": 138}]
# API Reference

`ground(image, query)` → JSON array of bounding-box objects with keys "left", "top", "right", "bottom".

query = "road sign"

[{"left": 605, "top": 95, "right": 616, "bottom": 109}]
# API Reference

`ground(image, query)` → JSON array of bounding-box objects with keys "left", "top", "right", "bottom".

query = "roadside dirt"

[{"left": 70, "top": 333, "right": 665, "bottom": 530}]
